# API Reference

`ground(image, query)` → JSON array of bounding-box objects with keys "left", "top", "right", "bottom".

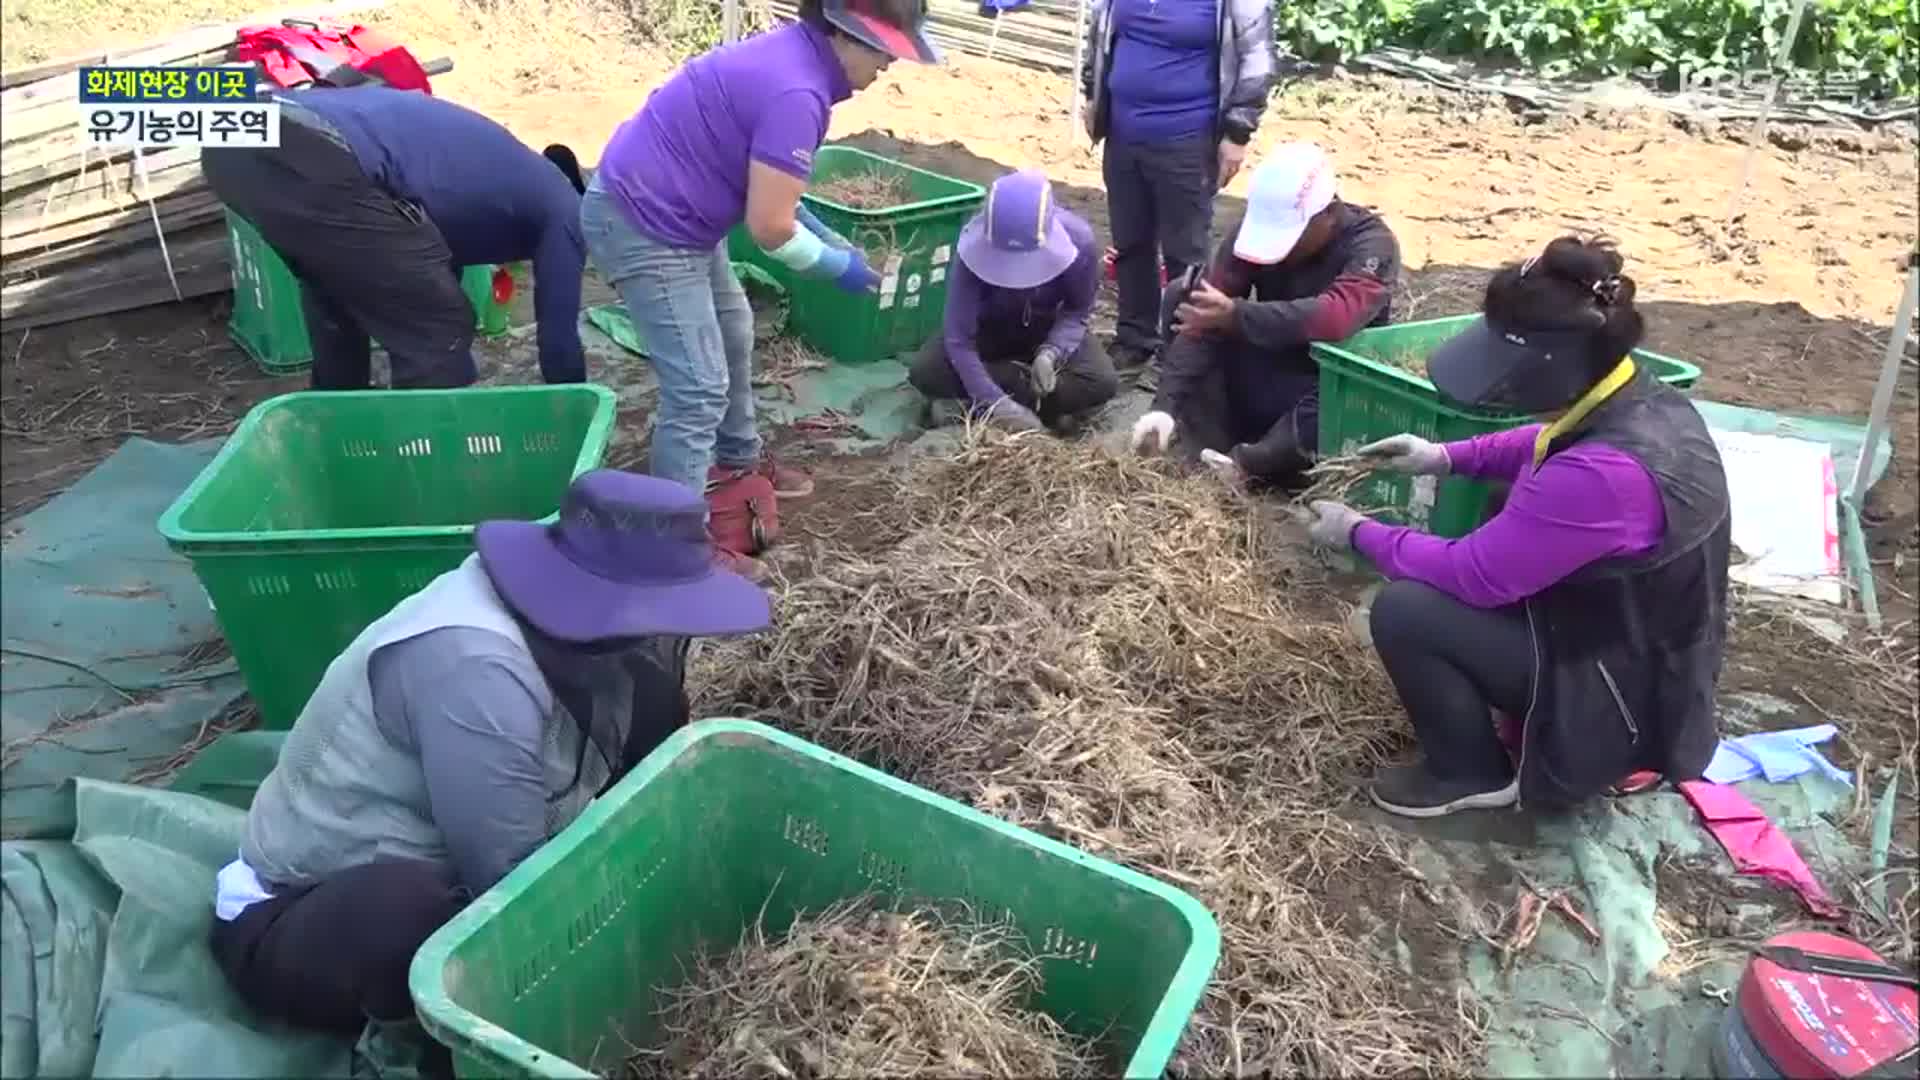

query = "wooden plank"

[
  {"left": 1, "top": 197, "right": 226, "bottom": 276},
  {"left": 1, "top": 140, "right": 201, "bottom": 196},
  {"left": 1, "top": 41, "right": 233, "bottom": 107},
  {"left": 2, "top": 262, "right": 231, "bottom": 328},
  {"left": 763, "top": 1, "right": 1082, "bottom": 71},
  {"left": 3, "top": 143, "right": 199, "bottom": 206},
  {"left": 4, "top": 155, "right": 204, "bottom": 237},
  {"left": 2, "top": 187, "right": 219, "bottom": 256},
  {"left": 0, "top": 226, "right": 229, "bottom": 326},
  {"left": 0, "top": 0, "right": 394, "bottom": 101}
]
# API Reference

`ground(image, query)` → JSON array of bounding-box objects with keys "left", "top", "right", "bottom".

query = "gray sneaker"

[{"left": 1370, "top": 763, "right": 1518, "bottom": 818}]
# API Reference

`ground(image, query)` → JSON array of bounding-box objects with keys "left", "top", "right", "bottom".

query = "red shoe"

[
  {"left": 1608, "top": 770, "right": 1664, "bottom": 796},
  {"left": 756, "top": 456, "right": 813, "bottom": 500},
  {"left": 711, "top": 545, "right": 769, "bottom": 583}
]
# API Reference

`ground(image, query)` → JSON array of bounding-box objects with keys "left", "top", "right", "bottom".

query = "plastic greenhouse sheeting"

[{"left": 2, "top": 438, "right": 246, "bottom": 840}]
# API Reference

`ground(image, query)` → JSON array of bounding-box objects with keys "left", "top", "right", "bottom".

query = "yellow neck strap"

[{"left": 1533, "top": 357, "right": 1636, "bottom": 467}]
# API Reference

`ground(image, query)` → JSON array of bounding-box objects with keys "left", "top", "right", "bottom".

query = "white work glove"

[
  {"left": 1031, "top": 345, "right": 1063, "bottom": 397},
  {"left": 1305, "top": 500, "right": 1368, "bottom": 549},
  {"left": 1130, "top": 410, "right": 1175, "bottom": 455},
  {"left": 1357, "top": 433, "right": 1451, "bottom": 476},
  {"left": 981, "top": 396, "right": 1045, "bottom": 435}
]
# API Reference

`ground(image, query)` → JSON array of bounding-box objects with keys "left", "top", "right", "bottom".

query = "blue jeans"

[{"left": 580, "top": 184, "right": 758, "bottom": 497}]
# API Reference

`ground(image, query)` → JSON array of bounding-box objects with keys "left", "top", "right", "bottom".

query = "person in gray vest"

[
  {"left": 205, "top": 470, "right": 769, "bottom": 1071},
  {"left": 1303, "top": 237, "right": 1731, "bottom": 818}
]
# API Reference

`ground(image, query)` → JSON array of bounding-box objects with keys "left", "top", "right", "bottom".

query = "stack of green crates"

[
  {"left": 225, "top": 211, "right": 514, "bottom": 376},
  {"left": 408, "top": 719, "right": 1221, "bottom": 1078},
  {"left": 157, "top": 384, "right": 617, "bottom": 729},
  {"left": 1310, "top": 315, "right": 1702, "bottom": 538},
  {"left": 728, "top": 145, "right": 985, "bottom": 364}
]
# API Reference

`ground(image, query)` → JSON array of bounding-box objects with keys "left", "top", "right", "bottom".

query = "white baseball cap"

[{"left": 1233, "top": 142, "right": 1336, "bottom": 265}]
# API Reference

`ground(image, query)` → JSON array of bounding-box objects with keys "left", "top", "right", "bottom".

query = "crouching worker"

[
  {"left": 908, "top": 170, "right": 1118, "bottom": 432},
  {"left": 1304, "top": 237, "right": 1731, "bottom": 819},
  {"left": 1129, "top": 142, "right": 1399, "bottom": 487},
  {"left": 201, "top": 86, "right": 589, "bottom": 390},
  {"left": 207, "top": 471, "right": 769, "bottom": 1075}
]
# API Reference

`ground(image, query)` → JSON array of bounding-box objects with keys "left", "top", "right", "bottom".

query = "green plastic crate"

[
  {"left": 409, "top": 719, "right": 1220, "bottom": 1079},
  {"left": 1311, "top": 314, "right": 1703, "bottom": 538},
  {"left": 156, "top": 384, "right": 617, "bottom": 729},
  {"left": 226, "top": 210, "right": 513, "bottom": 376},
  {"left": 727, "top": 145, "right": 985, "bottom": 364}
]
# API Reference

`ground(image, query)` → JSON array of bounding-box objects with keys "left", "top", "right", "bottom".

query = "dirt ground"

[{"left": 3, "top": 21, "right": 1917, "bottom": 1071}]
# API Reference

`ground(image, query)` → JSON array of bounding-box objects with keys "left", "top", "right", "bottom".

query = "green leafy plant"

[{"left": 1271, "top": 0, "right": 1918, "bottom": 100}]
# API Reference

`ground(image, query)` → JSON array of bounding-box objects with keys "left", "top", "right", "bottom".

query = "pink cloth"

[{"left": 1677, "top": 779, "right": 1840, "bottom": 918}]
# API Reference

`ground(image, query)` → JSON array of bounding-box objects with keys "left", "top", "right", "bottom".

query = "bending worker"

[
  {"left": 201, "top": 85, "right": 589, "bottom": 389},
  {"left": 1130, "top": 142, "right": 1400, "bottom": 488},
  {"left": 908, "top": 169, "right": 1119, "bottom": 433},
  {"left": 208, "top": 471, "right": 769, "bottom": 1075},
  {"left": 584, "top": 0, "right": 939, "bottom": 576},
  {"left": 1304, "top": 237, "right": 1731, "bottom": 819}
]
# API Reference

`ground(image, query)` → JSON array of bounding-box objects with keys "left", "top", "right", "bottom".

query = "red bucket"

[{"left": 1713, "top": 931, "right": 1918, "bottom": 1078}]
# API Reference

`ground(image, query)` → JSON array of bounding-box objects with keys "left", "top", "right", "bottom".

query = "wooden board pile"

[
  {"left": 0, "top": 27, "right": 247, "bottom": 329},
  {"left": 761, "top": 0, "right": 1084, "bottom": 73},
  {"left": 0, "top": 2, "right": 384, "bottom": 330}
]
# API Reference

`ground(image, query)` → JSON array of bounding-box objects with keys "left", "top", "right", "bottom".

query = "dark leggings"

[
  {"left": 1370, "top": 579, "right": 1536, "bottom": 786},
  {"left": 209, "top": 858, "right": 466, "bottom": 1077}
]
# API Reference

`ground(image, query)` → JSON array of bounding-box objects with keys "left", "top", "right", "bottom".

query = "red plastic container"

[{"left": 1713, "top": 931, "right": 1918, "bottom": 1078}]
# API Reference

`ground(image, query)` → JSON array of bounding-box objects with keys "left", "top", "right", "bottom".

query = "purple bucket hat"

[
  {"left": 474, "top": 470, "right": 770, "bottom": 643},
  {"left": 956, "top": 169, "right": 1079, "bottom": 290}
]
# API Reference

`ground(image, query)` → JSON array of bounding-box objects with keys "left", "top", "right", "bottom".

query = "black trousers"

[
  {"left": 1164, "top": 337, "right": 1320, "bottom": 483},
  {"left": 209, "top": 858, "right": 466, "bottom": 1078},
  {"left": 1370, "top": 579, "right": 1535, "bottom": 787},
  {"left": 908, "top": 333, "right": 1120, "bottom": 425},
  {"left": 1103, "top": 133, "right": 1216, "bottom": 354},
  {"left": 200, "top": 116, "right": 477, "bottom": 390}
]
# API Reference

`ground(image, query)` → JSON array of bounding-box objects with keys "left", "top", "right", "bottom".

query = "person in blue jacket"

[{"left": 201, "top": 85, "right": 588, "bottom": 389}]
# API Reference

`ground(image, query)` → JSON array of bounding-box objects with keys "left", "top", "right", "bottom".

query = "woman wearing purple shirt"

[
  {"left": 906, "top": 169, "right": 1119, "bottom": 433},
  {"left": 1306, "top": 238, "right": 1732, "bottom": 819},
  {"left": 581, "top": 0, "right": 938, "bottom": 579}
]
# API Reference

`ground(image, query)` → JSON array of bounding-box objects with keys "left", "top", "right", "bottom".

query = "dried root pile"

[
  {"left": 810, "top": 171, "right": 913, "bottom": 210},
  {"left": 696, "top": 433, "right": 1489, "bottom": 1075},
  {"left": 623, "top": 897, "right": 1101, "bottom": 1079},
  {"left": 1376, "top": 348, "right": 1432, "bottom": 378}
]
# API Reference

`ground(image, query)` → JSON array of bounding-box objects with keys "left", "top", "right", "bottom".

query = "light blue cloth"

[{"left": 1704, "top": 724, "right": 1852, "bottom": 787}]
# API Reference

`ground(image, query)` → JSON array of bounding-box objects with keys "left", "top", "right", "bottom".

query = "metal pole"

[
  {"left": 724, "top": 0, "right": 740, "bottom": 42},
  {"left": 1724, "top": 0, "right": 1811, "bottom": 226},
  {"left": 1069, "top": 0, "right": 1086, "bottom": 125},
  {"left": 1849, "top": 254, "right": 1920, "bottom": 507}
]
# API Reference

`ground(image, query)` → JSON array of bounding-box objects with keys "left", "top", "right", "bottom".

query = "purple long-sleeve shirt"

[
  {"left": 942, "top": 209, "right": 1099, "bottom": 404},
  {"left": 1352, "top": 425, "right": 1666, "bottom": 609}
]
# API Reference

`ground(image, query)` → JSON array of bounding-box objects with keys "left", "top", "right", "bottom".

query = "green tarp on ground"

[
  {"left": 1390, "top": 715, "right": 1883, "bottom": 1078},
  {"left": 1, "top": 780, "right": 351, "bottom": 1078},
  {"left": 584, "top": 303, "right": 927, "bottom": 453},
  {"left": 2, "top": 438, "right": 247, "bottom": 841}
]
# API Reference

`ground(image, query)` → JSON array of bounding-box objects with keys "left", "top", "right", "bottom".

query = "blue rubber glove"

[
  {"left": 795, "top": 203, "right": 851, "bottom": 250},
  {"left": 813, "top": 245, "right": 881, "bottom": 294}
]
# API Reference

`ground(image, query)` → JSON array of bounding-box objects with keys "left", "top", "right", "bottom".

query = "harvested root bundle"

[
  {"left": 1376, "top": 348, "right": 1431, "bottom": 377},
  {"left": 810, "top": 170, "right": 913, "bottom": 210},
  {"left": 623, "top": 897, "right": 1102, "bottom": 1079},
  {"left": 697, "top": 434, "right": 1487, "bottom": 1075}
]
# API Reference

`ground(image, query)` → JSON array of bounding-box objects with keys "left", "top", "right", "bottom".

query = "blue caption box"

[{"left": 78, "top": 65, "right": 256, "bottom": 103}]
